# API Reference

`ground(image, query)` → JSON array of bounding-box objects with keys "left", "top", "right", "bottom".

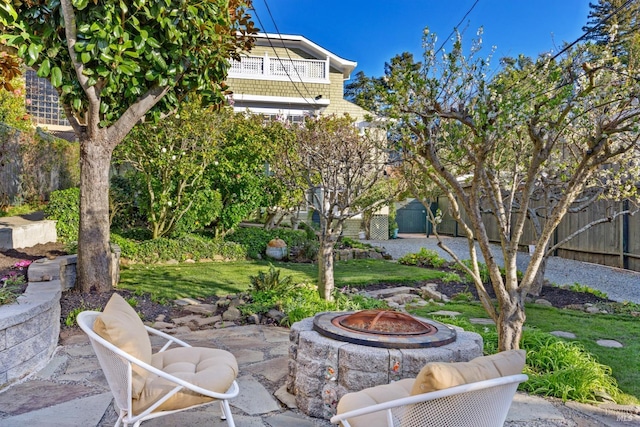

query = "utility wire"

[
  {"left": 262, "top": 0, "right": 321, "bottom": 104},
  {"left": 503, "top": 0, "right": 636, "bottom": 95},
  {"left": 250, "top": 4, "right": 318, "bottom": 107},
  {"left": 434, "top": 0, "right": 480, "bottom": 56}
]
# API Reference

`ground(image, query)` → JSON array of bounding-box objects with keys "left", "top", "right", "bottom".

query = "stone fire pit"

[{"left": 286, "top": 312, "right": 483, "bottom": 420}]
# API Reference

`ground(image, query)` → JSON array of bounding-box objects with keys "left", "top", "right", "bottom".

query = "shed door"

[{"left": 397, "top": 200, "right": 428, "bottom": 233}]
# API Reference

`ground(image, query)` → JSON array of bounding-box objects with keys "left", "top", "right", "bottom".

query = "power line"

[
  {"left": 434, "top": 0, "right": 480, "bottom": 56},
  {"left": 262, "top": 0, "right": 321, "bottom": 104},
  {"left": 249, "top": 4, "right": 318, "bottom": 107},
  {"left": 503, "top": 0, "right": 636, "bottom": 95}
]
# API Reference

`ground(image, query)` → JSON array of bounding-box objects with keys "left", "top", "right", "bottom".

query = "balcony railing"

[{"left": 229, "top": 54, "right": 329, "bottom": 82}]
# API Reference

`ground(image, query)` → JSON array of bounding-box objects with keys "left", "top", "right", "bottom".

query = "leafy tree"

[
  {"left": 204, "top": 111, "right": 289, "bottom": 236},
  {"left": 583, "top": 0, "right": 639, "bottom": 57},
  {"left": 278, "top": 115, "right": 389, "bottom": 300},
  {"left": 383, "top": 29, "right": 640, "bottom": 350},
  {"left": 0, "top": 0, "right": 256, "bottom": 292},
  {"left": 113, "top": 102, "right": 223, "bottom": 238}
]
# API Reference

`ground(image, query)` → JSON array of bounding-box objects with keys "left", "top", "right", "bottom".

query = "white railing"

[{"left": 229, "top": 54, "right": 329, "bottom": 82}]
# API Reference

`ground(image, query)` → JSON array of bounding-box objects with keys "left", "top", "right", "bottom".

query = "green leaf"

[
  {"left": 61, "top": 85, "right": 73, "bottom": 95},
  {"left": 139, "top": 29, "right": 149, "bottom": 41},
  {"left": 50, "top": 67, "right": 63, "bottom": 87},
  {"left": 27, "top": 43, "right": 40, "bottom": 65},
  {"left": 146, "top": 37, "right": 161, "bottom": 48},
  {"left": 119, "top": 0, "right": 128, "bottom": 14},
  {"left": 0, "top": 2, "right": 18, "bottom": 23},
  {"left": 73, "top": 0, "right": 89, "bottom": 10},
  {"left": 96, "top": 65, "right": 110, "bottom": 77},
  {"left": 36, "top": 58, "right": 51, "bottom": 77},
  {"left": 100, "top": 52, "right": 115, "bottom": 62},
  {"left": 72, "top": 98, "right": 82, "bottom": 111},
  {"left": 81, "top": 52, "right": 91, "bottom": 64}
]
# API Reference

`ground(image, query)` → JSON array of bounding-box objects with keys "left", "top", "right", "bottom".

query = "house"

[
  {"left": 227, "top": 33, "right": 389, "bottom": 240},
  {"left": 22, "top": 32, "right": 389, "bottom": 239},
  {"left": 227, "top": 33, "right": 371, "bottom": 125}
]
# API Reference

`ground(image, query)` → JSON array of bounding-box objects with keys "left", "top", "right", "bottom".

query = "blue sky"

[{"left": 249, "top": 0, "right": 593, "bottom": 80}]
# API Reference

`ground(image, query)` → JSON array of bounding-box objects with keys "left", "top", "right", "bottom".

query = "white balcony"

[{"left": 229, "top": 54, "right": 330, "bottom": 83}]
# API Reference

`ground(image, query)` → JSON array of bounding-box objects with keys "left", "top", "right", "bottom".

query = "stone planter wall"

[{"left": 0, "top": 281, "right": 61, "bottom": 388}]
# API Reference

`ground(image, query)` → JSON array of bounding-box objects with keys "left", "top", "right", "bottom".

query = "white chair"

[
  {"left": 77, "top": 293, "right": 239, "bottom": 427},
  {"left": 331, "top": 350, "right": 528, "bottom": 427},
  {"left": 330, "top": 373, "right": 528, "bottom": 427}
]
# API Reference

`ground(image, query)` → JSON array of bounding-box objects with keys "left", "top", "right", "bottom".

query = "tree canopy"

[
  {"left": 0, "top": 0, "right": 257, "bottom": 292},
  {"left": 382, "top": 28, "right": 640, "bottom": 350}
]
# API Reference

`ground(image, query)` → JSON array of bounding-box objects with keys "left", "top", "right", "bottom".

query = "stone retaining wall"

[{"left": 0, "top": 281, "right": 61, "bottom": 388}]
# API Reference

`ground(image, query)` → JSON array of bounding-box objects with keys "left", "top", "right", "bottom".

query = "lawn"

[
  {"left": 118, "top": 258, "right": 445, "bottom": 302},
  {"left": 119, "top": 258, "right": 639, "bottom": 402},
  {"left": 412, "top": 302, "right": 640, "bottom": 401}
]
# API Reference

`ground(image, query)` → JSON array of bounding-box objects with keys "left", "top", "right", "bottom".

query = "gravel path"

[{"left": 368, "top": 234, "right": 640, "bottom": 304}]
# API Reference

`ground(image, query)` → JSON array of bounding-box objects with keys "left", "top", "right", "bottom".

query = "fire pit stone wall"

[{"left": 287, "top": 316, "right": 484, "bottom": 420}]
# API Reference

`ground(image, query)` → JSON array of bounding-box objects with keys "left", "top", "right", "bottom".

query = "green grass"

[
  {"left": 119, "top": 259, "right": 444, "bottom": 302},
  {"left": 412, "top": 302, "right": 640, "bottom": 402},
  {"left": 119, "top": 257, "right": 638, "bottom": 402}
]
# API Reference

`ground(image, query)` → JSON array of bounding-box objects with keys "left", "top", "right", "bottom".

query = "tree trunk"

[
  {"left": 317, "top": 234, "right": 336, "bottom": 301},
  {"left": 496, "top": 298, "right": 526, "bottom": 350},
  {"left": 529, "top": 255, "right": 548, "bottom": 296},
  {"left": 77, "top": 139, "right": 114, "bottom": 293}
]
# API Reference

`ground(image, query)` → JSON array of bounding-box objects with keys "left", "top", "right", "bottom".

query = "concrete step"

[{"left": 0, "top": 214, "right": 57, "bottom": 250}]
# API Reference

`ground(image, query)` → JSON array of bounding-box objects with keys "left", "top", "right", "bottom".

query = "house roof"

[{"left": 253, "top": 33, "right": 357, "bottom": 80}]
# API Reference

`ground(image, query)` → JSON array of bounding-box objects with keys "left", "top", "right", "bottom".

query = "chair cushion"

[
  {"left": 93, "top": 293, "right": 152, "bottom": 398},
  {"left": 336, "top": 379, "right": 414, "bottom": 427},
  {"left": 133, "top": 346, "right": 238, "bottom": 414},
  {"left": 410, "top": 349, "right": 526, "bottom": 395}
]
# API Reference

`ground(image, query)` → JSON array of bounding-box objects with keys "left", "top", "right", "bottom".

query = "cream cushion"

[
  {"left": 93, "top": 293, "right": 152, "bottom": 398},
  {"left": 336, "top": 379, "right": 414, "bottom": 427},
  {"left": 133, "top": 346, "right": 238, "bottom": 413},
  {"left": 336, "top": 350, "right": 526, "bottom": 427},
  {"left": 410, "top": 349, "right": 526, "bottom": 395}
]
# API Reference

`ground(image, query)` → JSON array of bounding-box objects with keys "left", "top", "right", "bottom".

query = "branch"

[
  {"left": 546, "top": 206, "right": 639, "bottom": 256},
  {"left": 60, "top": 0, "right": 100, "bottom": 131}
]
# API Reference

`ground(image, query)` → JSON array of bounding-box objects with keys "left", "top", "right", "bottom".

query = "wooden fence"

[{"left": 436, "top": 195, "right": 640, "bottom": 273}]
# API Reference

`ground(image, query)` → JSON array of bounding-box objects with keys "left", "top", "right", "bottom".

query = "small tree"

[
  {"left": 204, "top": 111, "right": 288, "bottom": 236},
  {"left": 384, "top": 30, "right": 640, "bottom": 350},
  {"left": 279, "top": 115, "right": 389, "bottom": 300},
  {"left": 113, "top": 102, "right": 222, "bottom": 238},
  {"left": 0, "top": 1, "right": 256, "bottom": 292}
]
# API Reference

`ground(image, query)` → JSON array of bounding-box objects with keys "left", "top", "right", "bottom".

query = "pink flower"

[{"left": 14, "top": 260, "right": 32, "bottom": 269}]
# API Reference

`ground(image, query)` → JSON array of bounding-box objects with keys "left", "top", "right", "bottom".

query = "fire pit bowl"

[
  {"left": 287, "top": 311, "right": 483, "bottom": 420},
  {"left": 313, "top": 310, "right": 456, "bottom": 349}
]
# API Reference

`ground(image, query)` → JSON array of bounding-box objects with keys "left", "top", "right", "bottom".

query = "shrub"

[
  {"left": 111, "top": 232, "right": 246, "bottom": 263},
  {"left": 249, "top": 264, "right": 296, "bottom": 294},
  {"left": 44, "top": 187, "right": 79, "bottom": 243},
  {"left": 398, "top": 248, "right": 447, "bottom": 268},
  {"left": 441, "top": 272, "right": 462, "bottom": 283},
  {"left": 567, "top": 283, "right": 609, "bottom": 299},
  {"left": 225, "top": 226, "right": 308, "bottom": 259},
  {"left": 520, "top": 330, "right": 622, "bottom": 403}
]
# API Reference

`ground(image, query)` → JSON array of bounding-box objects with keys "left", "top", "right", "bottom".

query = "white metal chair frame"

[
  {"left": 77, "top": 311, "right": 239, "bottom": 427},
  {"left": 330, "top": 373, "right": 528, "bottom": 427}
]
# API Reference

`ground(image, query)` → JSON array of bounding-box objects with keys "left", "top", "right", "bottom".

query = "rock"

[
  {"left": 430, "top": 310, "right": 461, "bottom": 317},
  {"left": 596, "top": 339, "right": 623, "bottom": 348},
  {"left": 535, "top": 299, "right": 553, "bottom": 307},
  {"left": 368, "top": 251, "right": 383, "bottom": 260},
  {"left": 174, "top": 297, "right": 201, "bottom": 306},
  {"left": 165, "top": 259, "right": 179, "bottom": 265},
  {"left": 550, "top": 331, "right": 576, "bottom": 339},
  {"left": 420, "top": 286, "right": 449, "bottom": 302},
  {"left": 222, "top": 306, "right": 242, "bottom": 321},
  {"left": 585, "top": 306, "right": 601, "bottom": 314},
  {"left": 266, "top": 309, "right": 286, "bottom": 322},
  {"left": 184, "top": 259, "right": 195, "bottom": 263},
  {"left": 153, "top": 321, "right": 175, "bottom": 330},
  {"left": 183, "top": 304, "right": 217, "bottom": 315},
  {"left": 155, "top": 314, "right": 166, "bottom": 322},
  {"left": 385, "top": 293, "right": 417, "bottom": 305},
  {"left": 247, "top": 313, "right": 261, "bottom": 324},
  {"left": 216, "top": 299, "right": 231, "bottom": 308}
]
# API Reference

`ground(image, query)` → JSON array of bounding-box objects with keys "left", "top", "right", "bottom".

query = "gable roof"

[{"left": 253, "top": 33, "right": 357, "bottom": 80}]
